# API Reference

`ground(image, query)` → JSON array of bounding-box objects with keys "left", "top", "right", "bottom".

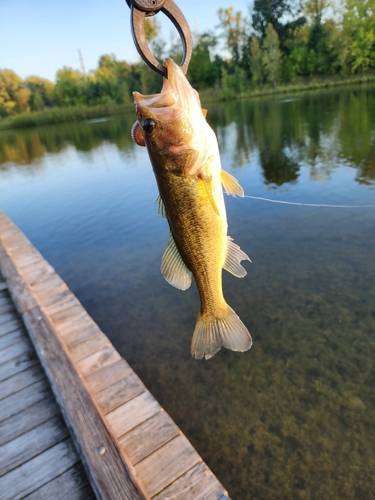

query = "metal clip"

[{"left": 125, "top": 0, "right": 193, "bottom": 78}]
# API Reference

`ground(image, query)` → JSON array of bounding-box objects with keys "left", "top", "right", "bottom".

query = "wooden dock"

[
  {"left": 0, "top": 274, "right": 95, "bottom": 499},
  {"left": 0, "top": 211, "right": 230, "bottom": 500}
]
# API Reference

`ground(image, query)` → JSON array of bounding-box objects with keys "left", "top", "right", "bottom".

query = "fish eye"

[{"left": 141, "top": 118, "right": 156, "bottom": 133}]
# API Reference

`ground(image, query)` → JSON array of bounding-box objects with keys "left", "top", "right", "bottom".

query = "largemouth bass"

[{"left": 132, "top": 58, "right": 252, "bottom": 359}]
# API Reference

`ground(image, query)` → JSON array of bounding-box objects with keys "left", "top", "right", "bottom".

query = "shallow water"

[{"left": 1, "top": 85, "right": 375, "bottom": 499}]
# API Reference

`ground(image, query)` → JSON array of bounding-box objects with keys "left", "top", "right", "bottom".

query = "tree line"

[{"left": 1, "top": 0, "right": 375, "bottom": 118}]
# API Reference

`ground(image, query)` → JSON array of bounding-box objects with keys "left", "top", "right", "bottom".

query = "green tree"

[
  {"left": 0, "top": 69, "right": 22, "bottom": 116},
  {"left": 252, "top": 0, "right": 306, "bottom": 50},
  {"left": 249, "top": 35, "right": 264, "bottom": 84},
  {"left": 54, "top": 67, "right": 89, "bottom": 106},
  {"left": 24, "top": 76, "right": 54, "bottom": 107},
  {"left": 189, "top": 32, "right": 222, "bottom": 89},
  {"left": 342, "top": 0, "right": 375, "bottom": 73},
  {"left": 217, "top": 7, "right": 247, "bottom": 66},
  {"left": 263, "top": 24, "right": 282, "bottom": 86}
]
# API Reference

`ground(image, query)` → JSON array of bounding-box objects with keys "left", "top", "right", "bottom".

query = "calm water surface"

[{"left": 1, "top": 86, "right": 375, "bottom": 499}]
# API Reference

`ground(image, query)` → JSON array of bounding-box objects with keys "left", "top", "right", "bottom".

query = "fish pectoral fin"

[
  {"left": 155, "top": 195, "right": 167, "bottom": 218},
  {"left": 161, "top": 233, "right": 192, "bottom": 291},
  {"left": 191, "top": 305, "right": 252, "bottom": 360},
  {"left": 221, "top": 170, "right": 244, "bottom": 197},
  {"left": 223, "top": 236, "right": 251, "bottom": 278},
  {"left": 202, "top": 108, "right": 208, "bottom": 118},
  {"left": 201, "top": 175, "right": 220, "bottom": 216}
]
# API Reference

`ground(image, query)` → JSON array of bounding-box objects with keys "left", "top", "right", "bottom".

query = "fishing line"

[{"left": 243, "top": 194, "right": 375, "bottom": 208}]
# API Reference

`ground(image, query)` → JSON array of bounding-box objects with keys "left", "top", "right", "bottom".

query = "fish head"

[{"left": 133, "top": 58, "right": 218, "bottom": 177}]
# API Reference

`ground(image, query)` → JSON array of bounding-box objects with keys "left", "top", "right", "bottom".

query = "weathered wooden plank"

[
  {"left": 32, "top": 273, "right": 69, "bottom": 299},
  {"left": 0, "top": 317, "right": 23, "bottom": 337},
  {"left": 77, "top": 345, "right": 121, "bottom": 378},
  {"left": 0, "top": 396, "right": 60, "bottom": 446},
  {"left": 0, "top": 297, "right": 14, "bottom": 314},
  {"left": 85, "top": 359, "right": 134, "bottom": 395},
  {"left": 11, "top": 250, "right": 43, "bottom": 270},
  {"left": 23, "top": 262, "right": 55, "bottom": 286},
  {"left": 0, "top": 414, "right": 69, "bottom": 476},
  {"left": 40, "top": 287, "right": 72, "bottom": 308},
  {"left": 135, "top": 435, "right": 201, "bottom": 498},
  {"left": 0, "top": 245, "right": 37, "bottom": 313},
  {"left": 86, "top": 359, "right": 145, "bottom": 414},
  {"left": 0, "top": 363, "right": 45, "bottom": 400},
  {"left": 69, "top": 333, "right": 110, "bottom": 362},
  {"left": 0, "top": 229, "right": 29, "bottom": 249},
  {"left": 44, "top": 293, "right": 81, "bottom": 317},
  {"left": 0, "top": 294, "right": 11, "bottom": 305},
  {"left": 23, "top": 463, "right": 94, "bottom": 500},
  {"left": 23, "top": 306, "right": 149, "bottom": 500},
  {"left": 119, "top": 410, "right": 180, "bottom": 465},
  {"left": 0, "top": 302, "right": 13, "bottom": 315},
  {"left": 0, "top": 311, "right": 18, "bottom": 325},
  {"left": 152, "top": 462, "right": 228, "bottom": 500},
  {"left": 0, "top": 438, "right": 80, "bottom": 500},
  {"left": 207, "top": 490, "right": 230, "bottom": 500},
  {"left": 0, "top": 328, "right": 24, "bottom": 350},
  {"left": 9, "top": 243, "right": 40, "bottom": 258},
  {"left": 50, "top": 303, "right": 86, "bottom": 326},
  {"left": 106, "top": 391, "right": 161, "bottom": 438},
  {"left": 0, "top": 349, "right": 38, "bottom": 382},
  {"left": 56, "top": 313, "right": 102, "bottom": 347},
  {"left": 3, "top": 240, "right": 34, "bottom": 255},
  {"left": 0, "top": 336, "right": 33, "bottom": 364},
  {"left": 0, "top": 377, "right": 50, "bottom": 422}
]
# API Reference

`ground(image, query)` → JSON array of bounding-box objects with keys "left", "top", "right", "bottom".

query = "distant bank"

[{"left": 1, "top": 73, "right": 375, "bottom": 131}]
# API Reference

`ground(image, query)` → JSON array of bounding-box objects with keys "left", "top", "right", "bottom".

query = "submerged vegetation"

[{"left": 1, "top": 0, "right": 375, "bottom": 128}]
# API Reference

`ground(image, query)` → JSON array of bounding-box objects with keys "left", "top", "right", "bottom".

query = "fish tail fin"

[{"left": 191, "top": 305, "right": 252, "bottom": 360}]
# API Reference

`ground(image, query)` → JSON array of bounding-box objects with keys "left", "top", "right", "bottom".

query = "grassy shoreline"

[{"left": 1, "top": 73, "right": 375, "bottom": 131}]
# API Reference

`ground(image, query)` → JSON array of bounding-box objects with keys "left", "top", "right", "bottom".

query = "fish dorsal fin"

[
  {"left": 155, "top": 195, "right": 167, "bottom": 218},
  {"left": 202, "top": 108, "right": 208, "bottom": 118},
  {"left": 161, "top": 233, "right": 192, "bottom": 290},
  {"left": 201, "top": 175, "right": 220, "bottom": 216},
  {"left": 223, "top": 236, "right": 251, "bottom": 278},
  {"left": 221, "top": 170, "right": 244, "bottom": 197}
]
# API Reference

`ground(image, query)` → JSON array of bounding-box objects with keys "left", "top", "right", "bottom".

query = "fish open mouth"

[{"left": 133, "top": 58, "right": 202, "bottom": 120}]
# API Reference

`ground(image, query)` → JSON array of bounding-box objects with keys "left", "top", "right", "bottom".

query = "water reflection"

[
  {"left": 1, "top": 86, "right": 375, "bottom": 186},
  {"left": 0, "top": 113, "right": 137, "bottom": 168}
]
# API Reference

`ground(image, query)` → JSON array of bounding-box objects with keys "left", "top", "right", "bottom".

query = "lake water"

[{"left": 1, "top": 85, "right": 375, "bottom": 499}]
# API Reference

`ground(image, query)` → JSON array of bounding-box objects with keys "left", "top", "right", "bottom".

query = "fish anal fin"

[
  {"left": 191, "top": 305, "right": 252, "bottom": 360},
  {"left": 201, "top": 175, "right": 220, "bottom": 216},
  {"left": 223, "top": 236, "right": 251, "bottom": 278},
  {"left": 161, "top": 233, "right": 192, "bottom": 290},
  {"left": 221, "top": 170, "right": 244, "bottom": 197},
  {"left": 155, "top": 195, "right": 167, "bottom": 218}
]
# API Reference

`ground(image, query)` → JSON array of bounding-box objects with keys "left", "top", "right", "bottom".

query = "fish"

[{"left": 132, "top": 58, "right": 252, "bottom": 360}]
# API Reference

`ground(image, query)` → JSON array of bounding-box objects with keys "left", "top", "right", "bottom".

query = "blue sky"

[{"left": 1, "top": 0, "right": 252, "bottom": 82}]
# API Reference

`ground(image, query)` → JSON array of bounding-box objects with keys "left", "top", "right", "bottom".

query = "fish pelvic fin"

[
  {"left": 221, "top": 169, "right": 244, "bottom": 197},
  {"left": 161, "top": 232, "right": 192, "bottom": 291},
  {"left": 191, "top": 305, "right": 252, "bottom": 360},
  {"left": 223, "top": 236, "right": 251, "bottom": 278},
  {"left": 155, "top": 195, "right": 167, "bottom": 218}
]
